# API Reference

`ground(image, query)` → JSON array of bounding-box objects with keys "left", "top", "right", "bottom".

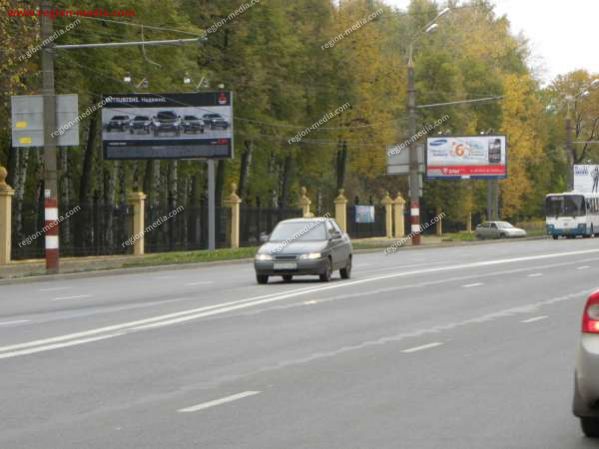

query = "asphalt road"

[{"left": 1, "top": 238, "right": 599, "bottom": 449}]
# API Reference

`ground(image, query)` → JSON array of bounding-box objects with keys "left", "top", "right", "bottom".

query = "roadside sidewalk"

[{"left": 0, "top": 234, "right": 546, "bottom": 283}]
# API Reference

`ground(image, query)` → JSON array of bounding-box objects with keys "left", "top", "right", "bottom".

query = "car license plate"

[{"left": 274, "top": 262, "right": 297, "bottom": 270}]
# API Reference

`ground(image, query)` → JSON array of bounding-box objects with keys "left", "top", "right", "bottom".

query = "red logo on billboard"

[{"left": 218, "top": 92, "right": 228, "bottom": 105}]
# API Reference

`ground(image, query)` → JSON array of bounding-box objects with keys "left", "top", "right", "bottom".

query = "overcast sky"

[{"left": 382, "top": 0, "right": 599, "bottom": 85}]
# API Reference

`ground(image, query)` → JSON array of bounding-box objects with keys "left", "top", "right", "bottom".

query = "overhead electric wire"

[
  {"left": 71, "top": 15, "right": 204, "bottom": 37},
  {"left": 57, "top": 54, "right": 411, "bottom": 133},
  {"left": 55, "top": 56, "right": 396, "bottom": 148}
]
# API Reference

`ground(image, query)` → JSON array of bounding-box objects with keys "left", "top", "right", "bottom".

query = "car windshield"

[
  {"left": 133, "top": 116, "right": 149, "bottom": 121},
  {"left": 184, "top": 116, "right": 198, "bottom": 120},
  {"left": 111, "top": 116, "right": 128, "bottom": 120},
  {"left": 205, "top": 114, "right": 221, "bottom": 118},
  {"left": 157, "top": 112, "right": 177, "bottom": 119},
  {"left": 269, "top": 221, "right": 327, "bottom": 242},
  {"left": 545, "top": 195, "right": 586, "bottom": 217},
  {"left": 497, "top": 222, "right": 513, "bottom": 229}
]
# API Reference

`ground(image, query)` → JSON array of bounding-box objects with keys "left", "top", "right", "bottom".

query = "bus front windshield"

[{"left": 545, "top": 195, "right": 586, "bottom": 217}]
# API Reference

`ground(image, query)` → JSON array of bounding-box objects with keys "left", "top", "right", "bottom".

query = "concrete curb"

[{"left": 0, "top": 235, "right": 549, "bottom": 285}]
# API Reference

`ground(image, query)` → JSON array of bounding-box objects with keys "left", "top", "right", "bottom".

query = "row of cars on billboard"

[
  {"left": 101, "top": 92, "right": 233, "bottom": 160},
  {"left": 105, "top": 111, "right": 230, "bottom": 136}
]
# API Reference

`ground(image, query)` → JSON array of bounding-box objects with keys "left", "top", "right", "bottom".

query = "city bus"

[{"left": 545, "top": 192, "right": 599, "bottom": 239}]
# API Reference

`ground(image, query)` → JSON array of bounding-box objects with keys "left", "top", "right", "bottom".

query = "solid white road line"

[
  {"left": 528, "top": 273, "right": 543, "bottom": 277},
  {"left": 52, "top": 295, "right": 92, "bottom": 301},
  {"left": 401, "top": 342, "right": 444, "bottom": 353},
  {"left": 0, "top": 320, "right": 30, "bottom": 327},
  {"left": 0, "top": 332, "right": 127, "bottom": 360},
  {"left": 39, "top": 287, "right": 72, "bottom": 292},
  {"left": 178, "top": 391, "right": 260, "bottom": 413},
  {"left": 463, "top": 282, "right": 484, "bottom": 288},
  {"left": 578, "top": 266, "right": 591, "bottom": 270},
  {"left": 185, "top": 281, "right": 213, "bottom": 286},
  {"left": 2, "top": 248, "right": 599, "bottom": 360},
  {"left": 521, "top": 315, "right": 548, "bottom": 324}
]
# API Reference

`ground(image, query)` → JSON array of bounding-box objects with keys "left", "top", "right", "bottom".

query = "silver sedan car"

[
  {"left": 573, "top": 290, "right": 599, "bottom": 437},
  {"left": 475, "top": 221, "right": 527, "bottom": 239},
  {"left": 254, "top": 218, "right": 353, "bottom": 284}
]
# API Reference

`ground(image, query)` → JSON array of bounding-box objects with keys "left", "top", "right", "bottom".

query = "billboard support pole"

[
  {"left": 41, "top": 0, "right": 59, "bottom": 274},
  {"left": 207, "top": 159, "right": 216, "bottom": 250},
  {"left": 487, "top": 179, "right": 499, "bottom": 220}
]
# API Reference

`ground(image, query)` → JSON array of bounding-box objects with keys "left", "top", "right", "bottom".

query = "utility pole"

[
  {"left": 407, "top": 48, "right": 421, "bottom": 245},
  {"left": 566, "top": 102, "right": 574, "bottom": 191},
  {"left": 41, "top": 0, "right": 60, "bottom": 273}
]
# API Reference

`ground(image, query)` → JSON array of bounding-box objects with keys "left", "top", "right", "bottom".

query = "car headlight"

[
  {"left": 255, "top": 253, "right": 273, "bottom": 261},
  {"left": 299, "top": 252, "right": 322, "bottom": 260}
]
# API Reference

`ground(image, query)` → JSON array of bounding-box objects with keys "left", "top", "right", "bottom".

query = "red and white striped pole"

[
  {"left": 44, "top": 196, "right": 60, "bottom": 273},
  {"left": 411, "top": 200, "right": 421, "bottom": 245}
]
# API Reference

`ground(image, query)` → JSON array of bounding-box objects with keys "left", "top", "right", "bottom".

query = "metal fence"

[
  {"left": 10, "top": 201, "right": 304, "bottom": 259},
  {"left": 144, "top": 204, "right": 228, "bottom": 253},
  {"left": 239, "top": 206, "right": 303, "bottom": 247},
  {"left": 346, "top": 205, "right": 387, "bottom": 239}
]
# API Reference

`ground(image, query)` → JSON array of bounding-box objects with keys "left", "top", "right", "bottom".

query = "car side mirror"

[
  {"left": 331, "top": 231, "right": 342, "bottom": 240},
  {"left": 259, "top": 233, "right": 269, "bottom": 243}
]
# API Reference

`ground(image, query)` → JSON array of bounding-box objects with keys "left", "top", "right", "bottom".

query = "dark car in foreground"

[
  {"left": 202, "top": 113, "right": 229, "bottom": 130},
  {"left": 129, "top": 115, "right": 152, "bottom": 134},
  {"left": 573, "top": 290, "right": 599, "bottom": 438},
  {"left": 106, "top": 115, "right": 130, "bottom": 132},
  {"left": 254, "top": 218, "right": 352, "bottom": 284},
  {"left": 152, "top": 111, "right": 181, "bottom": 137},
  {"left": 181, "top": 115, "right": 205, "bottom": 134}
]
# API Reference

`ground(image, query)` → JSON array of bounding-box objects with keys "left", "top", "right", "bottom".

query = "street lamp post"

[
  {"left": 565, "top": 79, "right": 599, "bottom": 190},
  {"left": 406, "top": 8, "right": 450, "bottom": 245}
]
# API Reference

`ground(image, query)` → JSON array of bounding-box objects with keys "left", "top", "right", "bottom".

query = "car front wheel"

[
  {"left": 319, "top": 258, "right": 332, "bottom": 282},
  {"left": 282, "top": 275, "right": 293, "bottom": 282},
  {"left": 256, "top": 274, "right": 269, "bottom": 285},
  {"left": 581, "top": 417, "right": 599, "bottom": 438},
  {"left": 340, "top": 256, "right": 352, "bottom": 279}
]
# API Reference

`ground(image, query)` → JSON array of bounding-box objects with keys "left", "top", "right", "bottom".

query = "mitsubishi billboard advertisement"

[
  {"left": 426, "top": 135, "right": 507, "bottom": 179},
  {"left": 102, "top": 92, "right": 233, "bottom": 160}
]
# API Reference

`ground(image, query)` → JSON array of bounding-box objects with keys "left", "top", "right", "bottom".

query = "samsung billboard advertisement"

[
  {"left": 426, "top": 135, "right": 507, "bottom": 179},
  {"left": 102, "top": 92, "right": 233, "bottom": 160}
]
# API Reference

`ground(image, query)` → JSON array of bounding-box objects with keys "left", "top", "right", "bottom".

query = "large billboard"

[
  {"left": 102, "top": 92, "right": 233, "bottom": 160},
  {"left": 574, "top": 165, "right": 599, "bottom": 193},
  {"left": 426, "top": 135, "right": 507, "bottom": 179}
]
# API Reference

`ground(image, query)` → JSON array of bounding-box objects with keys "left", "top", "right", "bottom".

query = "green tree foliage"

[{"left": 0, "top": 0, "right": 580, "bottom": 237}]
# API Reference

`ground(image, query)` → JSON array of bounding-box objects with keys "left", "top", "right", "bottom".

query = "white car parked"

[{"left": 475, "top": 221, "right": 527, "bottom": 239}]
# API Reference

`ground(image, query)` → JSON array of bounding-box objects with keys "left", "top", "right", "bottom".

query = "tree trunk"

[
  {"left": 239, "top": 140, "right": 253, "bottom": 199},
  {"left": 104, "top": 162, "right": 118, "bottom": 250},
  {"left": 279, "top": 155, "right": 292, "bottom": 208},
  {"left": 14, "top": 148, "right": 29, "bottom": 241},
  {"left": 336, "top": 140, "right": 347, "bottom": 191},
  {"left": 79, "top": 106, "right": 99, "bottom": 205},
  {"left": 6, "top": 144, "right": 17, "bottom": 187},
  {"left": 59, "top": 148, "right": 71, "bottom": 245},
  {"left": 215, "top": 159, "right": 225, "bottom": 207},
  {"left": 143, "top": 160, "right": 153, "bottom": 200},
  {"left": 153, "top": 160, "right": 161, "bottom": 208}
]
